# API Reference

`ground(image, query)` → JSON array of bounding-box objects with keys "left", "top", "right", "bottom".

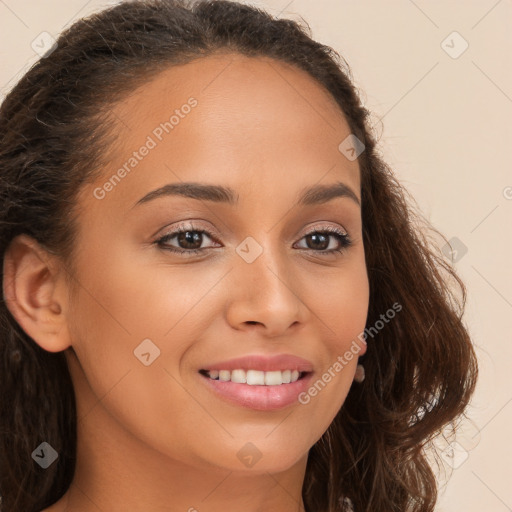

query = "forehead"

[
  {"left": 114, "top": 52, "right": 348, "bottom": 129},
  {"left": 82, "top": 52, "right": 360, "bottom": 212}
]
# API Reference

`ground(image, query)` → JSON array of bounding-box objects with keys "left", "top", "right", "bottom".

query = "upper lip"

[{"left": 200, "top": 353, "right": 314, "bottom": 373}]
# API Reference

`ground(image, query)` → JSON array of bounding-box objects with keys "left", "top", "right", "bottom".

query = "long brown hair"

[{"left": 0, "top": 1, "right": 478, "bottom": 510}]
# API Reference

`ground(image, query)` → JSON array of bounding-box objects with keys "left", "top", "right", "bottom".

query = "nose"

[{"left": 224, "top": 241, "right": 308, "bottom": 337}]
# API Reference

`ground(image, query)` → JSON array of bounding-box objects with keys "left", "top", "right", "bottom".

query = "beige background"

[{"left": 1, "top": 0, "right": 511, "bottom": 510}]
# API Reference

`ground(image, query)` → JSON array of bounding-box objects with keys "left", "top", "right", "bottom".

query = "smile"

[
  {"left": 198, "top": 369, "right": 313, "bottom": 411},
  {"left": 200, "top": 368, "right": 306, "bottom": 385}
]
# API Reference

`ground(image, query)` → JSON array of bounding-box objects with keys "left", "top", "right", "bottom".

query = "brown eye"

[
  {"left": 155, "top": 221, "right": 221, "bottom": 257},
  {"left": 295, "top": 227, "right": 352, "bottom": 254}
]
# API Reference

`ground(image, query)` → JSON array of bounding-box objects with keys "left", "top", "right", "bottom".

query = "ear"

[{"left": 2, "top": 234, "right": 72, "bottom": 353}]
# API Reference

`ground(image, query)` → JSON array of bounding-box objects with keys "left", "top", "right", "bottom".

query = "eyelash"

[{"left": 155, "top": 222, "right": 352, "bottom": 257}]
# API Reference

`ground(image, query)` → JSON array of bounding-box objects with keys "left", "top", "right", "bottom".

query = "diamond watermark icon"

[
  {"left": 338, "top": 134, "right": 365, "bottom": 161},
  {"left": 134, "top": 338, "right": 161, "bottom": 366},
  {"left": 236, "top": 236, "right": 263, "bottom": 263},
  {"left": 32, "top": 442, "right": 59, "bottom": 469},
  {"left": 237, "top": 442, "right": 262, "bottom": 468},
  {"left": 31, "top": 31, "right": 58, "bottom": 58},
  {"left": 441, "top": 31, "right": 468, "bottom": 59},
  {"left": 440, "top": 441, "right": 469, "bottom": 469},
  {"left": 442, "top": 236, "right": 468, "bottom": 263}
]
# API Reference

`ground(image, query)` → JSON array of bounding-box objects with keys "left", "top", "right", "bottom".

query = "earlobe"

[{"left": 2, "top": 234, "right": 72, "bottom": 353}]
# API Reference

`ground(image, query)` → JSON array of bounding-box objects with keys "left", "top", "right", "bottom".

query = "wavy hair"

[{"left": 0, "top": 1, "right": 478, "bottom": 510}]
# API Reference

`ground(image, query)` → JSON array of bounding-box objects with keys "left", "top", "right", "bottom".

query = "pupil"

[
  {"left": 178, "top": 231, "right": 201, "bottom": 249},
  {"left": 309, "top": 233, "right": 328, "bottom": 250}
]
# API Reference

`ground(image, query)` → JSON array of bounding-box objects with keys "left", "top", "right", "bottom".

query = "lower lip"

[{"left": 199, "top": 372, "right": 314, "bottom": 411}]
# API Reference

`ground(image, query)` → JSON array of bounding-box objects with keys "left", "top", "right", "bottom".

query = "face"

[{"left": 65, "top": 53, "right": 369, "bottom": 473}]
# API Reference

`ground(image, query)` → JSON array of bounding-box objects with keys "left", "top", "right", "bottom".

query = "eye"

[
  {"left": 294, "top": 225, "right": 352, "bottom": 254},
  {"left": 154, "top": 222, "right": 352, "bottom": 257},
  {"left": 155, "top": 221, "right": 220, "bottom": 257}
]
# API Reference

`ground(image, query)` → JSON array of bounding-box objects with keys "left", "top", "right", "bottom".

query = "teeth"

[
  {"left": 231, "top": 369, "right": 246, "bottom": 383},
  {"left": 219, "top": 370, "right": 230, "bottom": 382},
  {"left": 204, "top": 368, "right": 303, "bottom": 385},
  {"left": 264, "top": 371, "right": 283, "bottom": 385},
  {"left": 247, "top": 370, "right": 265, "bottom": 385}
]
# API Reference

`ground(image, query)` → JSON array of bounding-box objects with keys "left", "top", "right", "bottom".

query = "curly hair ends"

[{"left": 0, "top": 1, "right": 478, "bottom": 511}]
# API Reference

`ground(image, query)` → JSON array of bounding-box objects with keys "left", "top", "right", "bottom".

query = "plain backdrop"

[{"left": 1, "top": 1, "right": 511, "bottom": 510}]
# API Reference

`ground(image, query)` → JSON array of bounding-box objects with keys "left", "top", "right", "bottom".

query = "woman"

[{"left": 0, "top": 1, "right": 478, "bottom": 511}]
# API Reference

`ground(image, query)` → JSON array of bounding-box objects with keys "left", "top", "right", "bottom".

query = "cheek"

[
  {"left": 66, "top": 240, "right": 229, "bottom": 412},
  {"left": 310, "top": 247, "right": 369, "bottom": 350},
  {"left": 331, "top": 268, "right": 369, "bottom": 352},
  {"left": 66, "top": 253, "right": 228, "bottom": 466},
  {"left": 295, "top": 253, "right": 369, "bottom": 423}
]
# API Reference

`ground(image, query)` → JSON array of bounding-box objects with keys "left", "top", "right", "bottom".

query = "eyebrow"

[{"left": 132, "top": 180, "right": 360, "bottom": 209}]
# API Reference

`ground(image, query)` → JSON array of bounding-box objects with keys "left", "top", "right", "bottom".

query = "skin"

[{"left": 3, "top": 53, "right": 369, "bottom": 512}]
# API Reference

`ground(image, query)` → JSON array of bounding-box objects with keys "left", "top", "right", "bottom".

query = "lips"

[
  {"left": 197, "top": 353, "right": 315, "bottom": 410},
  {"left": 199, "top": 353, "right": 314, "bottom": 373},
  {"left": 199, "top": 369, "right": 315, "bottom": 411}
]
